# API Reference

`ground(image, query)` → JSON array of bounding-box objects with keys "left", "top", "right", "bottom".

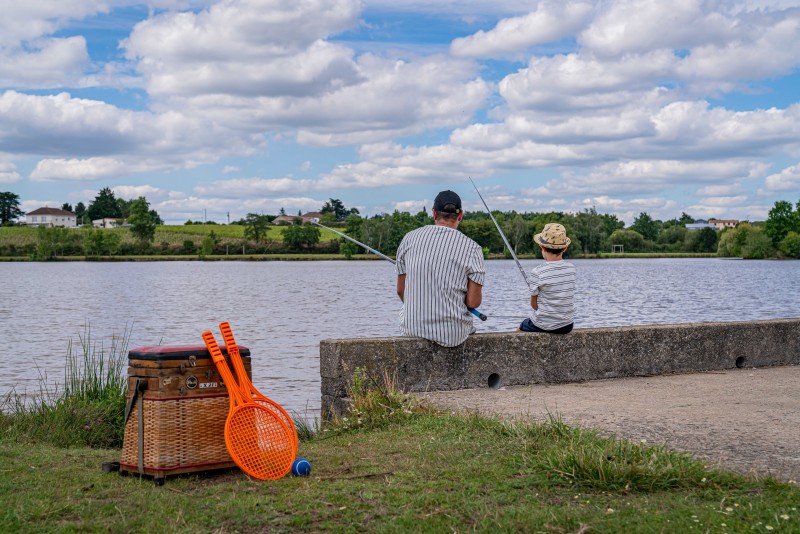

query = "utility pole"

[{"left": 227, "top": 212, "right": 230, "bottom": 224}]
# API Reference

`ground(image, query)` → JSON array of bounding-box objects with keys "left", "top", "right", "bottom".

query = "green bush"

[
  {"left": 779, "top": 231, "right": 800, "bottom": 258},
  {"left": 0, "top": 325, "right": 129, "bottom": 448}
]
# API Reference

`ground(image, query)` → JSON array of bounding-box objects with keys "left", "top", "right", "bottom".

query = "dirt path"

[{"left": 424, "top": 365, "right": 800, "bottom": 482}]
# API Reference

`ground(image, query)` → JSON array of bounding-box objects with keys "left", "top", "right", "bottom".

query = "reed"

[{"left": 0, "top": 324, "right": 130, "bottom": 448}]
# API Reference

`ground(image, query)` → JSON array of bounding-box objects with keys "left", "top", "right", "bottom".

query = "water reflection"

[{"left": 1, "top": 259, "right": 798, "bottom": 418}]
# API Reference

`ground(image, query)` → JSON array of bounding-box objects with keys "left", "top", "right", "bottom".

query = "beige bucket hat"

[{"left": 534, "top": 223, "right": 571, "bottom": 249}]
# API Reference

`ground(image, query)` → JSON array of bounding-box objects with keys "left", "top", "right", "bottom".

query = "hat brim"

[{"left": 534, "top": 233, "right": 571, "bottom": 249}]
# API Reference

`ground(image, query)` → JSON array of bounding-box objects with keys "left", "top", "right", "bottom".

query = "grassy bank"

[
  {"left": 2, "top": 340, "right": 798, "bottom": 533},
  {"left": 1, "top": 412, "right": 798, "bottom": 533}
]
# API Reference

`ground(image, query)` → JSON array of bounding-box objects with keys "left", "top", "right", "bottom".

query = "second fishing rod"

[{"left": 311, "top": 221, "right": 487, "bottom": 321}]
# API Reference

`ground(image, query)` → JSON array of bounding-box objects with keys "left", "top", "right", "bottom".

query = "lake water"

[{"left": 1, "top": 258, "right": 798, "bottom": 419}]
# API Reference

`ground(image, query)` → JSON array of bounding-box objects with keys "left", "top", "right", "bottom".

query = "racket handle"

[{"left": 469, "top": 308, "right": 488, "bottom": 321}]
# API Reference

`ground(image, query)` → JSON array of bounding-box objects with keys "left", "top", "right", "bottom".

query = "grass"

[
  {"left": 0, "top": 324, "right": 130, "bottom": 449},
  {"left": 1, "top": 345, "right": 798, "bottom": 532},
  {"left": 1, "top": 412, "right": 797, "bottom": 533}
]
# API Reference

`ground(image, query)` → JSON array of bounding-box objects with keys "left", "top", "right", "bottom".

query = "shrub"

[
  {"left": 779, "top": 231, "right": 800, "bottom": 258},
  {"left": 0, "top": 325, "right": 129, "bottom": 448}
]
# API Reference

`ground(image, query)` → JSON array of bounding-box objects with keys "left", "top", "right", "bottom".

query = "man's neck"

[{"left": 435, "top": 219, "right": 459, "bottom": 229}]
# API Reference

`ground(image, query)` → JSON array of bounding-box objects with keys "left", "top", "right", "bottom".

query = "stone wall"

[{"left": 320, "top": 319, "right": 800, "bottom": 419}]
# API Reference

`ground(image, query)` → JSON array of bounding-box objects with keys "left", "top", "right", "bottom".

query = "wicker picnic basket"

[{"left": 119, "top": 344, "right": 251, "bottom": 483}]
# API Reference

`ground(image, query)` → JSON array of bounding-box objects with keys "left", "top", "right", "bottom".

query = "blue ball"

[{"left": 292, "top": 457, "right": 312, "bottom": 477}]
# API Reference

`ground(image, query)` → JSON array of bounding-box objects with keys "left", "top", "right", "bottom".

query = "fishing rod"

[
  {"left": 469, "top": 177, "right": 533, "bottom": 292},
  {"left": 312, "top": 220, "right": 487, "bottom": 321}
]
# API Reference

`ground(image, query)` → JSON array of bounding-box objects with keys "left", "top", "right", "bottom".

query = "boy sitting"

[{"left": 518, "top": 223, "right": 576, "bottom": 334}]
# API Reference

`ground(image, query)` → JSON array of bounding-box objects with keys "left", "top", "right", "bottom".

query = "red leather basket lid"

[{"left": 128, "top": 344, "right": 251, "bottom": 361}]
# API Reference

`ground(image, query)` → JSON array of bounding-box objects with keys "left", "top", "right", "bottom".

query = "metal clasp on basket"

[{"left": 179, "top": 355, "right": 198, "bottom": 373}]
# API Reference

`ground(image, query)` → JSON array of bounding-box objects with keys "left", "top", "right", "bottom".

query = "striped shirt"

[
  {"left": 529, "top": 260, "right": 576, "bottom": 330},
  {"left": 396, "top": 225, "right": 486, "bottom": 347}
]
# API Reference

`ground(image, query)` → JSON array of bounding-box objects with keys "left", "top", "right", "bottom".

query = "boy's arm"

[{"left": 530, "top": 294, "right": 538, "bottom": 310}]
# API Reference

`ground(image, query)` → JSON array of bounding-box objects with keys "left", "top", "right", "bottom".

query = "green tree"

[
  {"left": 61, "top": 202, "right": 73, "bottom": 213},
  {"left": 657, "top": 225, "right": 687, "bottom": 246},
  {"left": 340, "top": 239, "right": 359, "bottom": 259},
  {"left": 573, "top": 207, "right": 606, "bottom": 254},
  {"left": 630, "top": 212, "right": 660, "bottom": 241},
  {"left": 779, "top": 231, "right": 800, "bottom": 258},
  {"left": 0, "top": 191, "right": 24, "bottom": 225},
  {"left": 149, "top": 209, "right": 164, "bottom": 225},
  {"left": 87, "top": 188, "right": 121, "bottom": 221},
  {"left": 74, "top": 202, "right": 87, "bottom": 224},
  {"left": 243, "top": 213, "right": 271, "bottom": 243},
  {"left": 127, "top": 197, "right": 156, "bottom": 243},
  {"left": 283, "top": 224, "right": 320, "bottom": 250},
  {"left": 320, "top": 198, "right": 358, "bottom": 221},
  {"left": 33, "top": 226, "right": 70, "bottom": 260},
  {"left": 504, "top": 214, "right": 530, "bottom": 254},
  {"left": 684, "top": 227, "right": 718, "bottom": 252},
  {"left": 742, "top": 231, "right": 773, "bottom": 259},
  {"left": 83, "top": 228, "right": 121, "bottom": 257},
  {"left": 608, "top": 229, "right": 646, "bottom": 252},
  {"left": 763, "top": 200, "right": 797, "bottom": 245}
]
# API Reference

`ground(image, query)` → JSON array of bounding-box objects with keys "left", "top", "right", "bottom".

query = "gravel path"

[{"left": 424, "top": 365, "right": 800, "bottom": 482}]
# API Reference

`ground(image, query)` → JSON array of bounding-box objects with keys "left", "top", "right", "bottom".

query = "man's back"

[{"left": 396, "top": 225, "right": 485, "bottom": 347}]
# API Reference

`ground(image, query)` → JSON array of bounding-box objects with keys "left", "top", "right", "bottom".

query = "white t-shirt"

[
  {"left": 529, "top": 259, "right": 576, "bottom": 330},
  {"left": 396, "top": 225, "right": 485, "bottom": 347}
]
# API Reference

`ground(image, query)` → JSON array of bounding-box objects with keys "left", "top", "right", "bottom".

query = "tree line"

[{"left": 3, "top": 191, "right": 799, "bottom": 259}]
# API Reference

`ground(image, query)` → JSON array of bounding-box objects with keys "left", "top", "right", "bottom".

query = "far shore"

[{"left": 0, "top": 252, "right": 724, "bottom": 262}]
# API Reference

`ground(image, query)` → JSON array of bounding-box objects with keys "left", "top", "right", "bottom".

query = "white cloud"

[
  {"left": 193, "top": 177, "right": 319, "bottom": 196},
  {"left": 222, "top": 166, "right": 240, "bottom": 173},
  {"left": 696, "top": 184, "right": 746, "bottom": 196},
  {"left": 0, "top": 37, "right": 90, "bottom": 88},
  {"left": 30, "top": 157, "right": 132, "bottom": 181},
  {"left": 0, "top": 162, "right": 21, "bottom": 183},
  {"left": 763, "top": 163, "right": 800, "bottom": 192},
  {"left": 451, "top": 1, "right": 593, "bottom": 58},
  {"left": 580, "top": 0, "right": 738, "bottom": 57}
]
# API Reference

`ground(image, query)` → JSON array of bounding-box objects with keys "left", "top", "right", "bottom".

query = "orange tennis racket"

[
  {"left": 202, "top": 330, "right": 294, "bottom": 480},
  {"left": 219, "top": 321, "right": 299, "bottom": 453}
]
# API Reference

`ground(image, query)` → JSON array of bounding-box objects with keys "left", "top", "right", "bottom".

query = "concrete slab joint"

[{"left": 319, "top": 318, "right": 800, "bottom": 420}]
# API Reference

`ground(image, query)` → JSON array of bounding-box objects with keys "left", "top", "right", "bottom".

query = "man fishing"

[{"left": 395, "top": 190, "right": 486, "bottom": 347}]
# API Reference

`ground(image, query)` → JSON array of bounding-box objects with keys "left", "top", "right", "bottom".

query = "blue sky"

[{"left": 2, "top": 0, "right": 799, "bottom": 224}]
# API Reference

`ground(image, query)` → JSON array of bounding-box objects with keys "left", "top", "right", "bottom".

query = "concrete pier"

[{"left": 320, "top": 318, "right": 800, "bottom": 419}]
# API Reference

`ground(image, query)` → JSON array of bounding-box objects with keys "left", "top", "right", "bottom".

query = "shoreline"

[{"left": 0, "top": 252, "right": 724, "bottom": 262}]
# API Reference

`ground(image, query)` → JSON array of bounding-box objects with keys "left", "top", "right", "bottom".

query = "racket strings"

[{"left": 226, "top": 406, "right": 294, "bottom": 480}]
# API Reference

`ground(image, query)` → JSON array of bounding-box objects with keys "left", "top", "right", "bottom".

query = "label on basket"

[{"left": 199, "top": 381, "right": 219, "bottom": 389}]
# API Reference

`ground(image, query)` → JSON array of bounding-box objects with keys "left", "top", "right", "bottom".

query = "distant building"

[
  {"left": 301, "top": 212, "right": 323, "bottom": 223},
  {"left": 272, "top": 212, "right": 324, "bottom": 225},
  {"left": 92, "top": 218, "right": 127, "bottom": 228},
  {"left": 685, "top": 220, "right": 716, "bottom": 231},
  {"left": 708, "top": 218, "right": 739, "bottom": 230},
  {"left": 271, "top": 215, "right": 303, "bottom": 225},
  {"left": 25, "top": 207, "right": 77, "bottom": 228}
]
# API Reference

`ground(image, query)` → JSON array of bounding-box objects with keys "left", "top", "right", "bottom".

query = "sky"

[{"left": 1, "top": 0, "right": 800, "bottom": 225}]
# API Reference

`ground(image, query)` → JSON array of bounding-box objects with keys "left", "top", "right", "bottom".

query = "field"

[{"left": 0, "top": 224, "right": 343, "bottom": 250}]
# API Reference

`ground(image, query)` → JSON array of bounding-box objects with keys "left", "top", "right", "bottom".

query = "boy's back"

[{"left": 529, "top": 259, "right": 576, "bottom": 330}]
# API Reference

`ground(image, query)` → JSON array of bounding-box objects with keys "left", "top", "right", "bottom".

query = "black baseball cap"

[{"left": 433, "top": 190, "right": 462, "bottom": 214}]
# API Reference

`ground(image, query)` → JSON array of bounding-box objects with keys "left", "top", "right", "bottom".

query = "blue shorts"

[{"left": 519, "top": 318, "right": 573, "bottom": 334}]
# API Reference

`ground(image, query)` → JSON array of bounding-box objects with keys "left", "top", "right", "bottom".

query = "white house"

[
  {"left": 92, "top": 218, "right": 126, "bottom": 228},
  {"left": 708, "top": 218, "right": 739, "bottom": 230},
  {"left": 25, "top": 207, "right": 77, "bottom": 228},
  {"left": 685, "top": 220, "right": 717, "bottom": 231}
]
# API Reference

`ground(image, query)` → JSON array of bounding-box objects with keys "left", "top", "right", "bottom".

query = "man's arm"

[
  {"left": 465, "top": 279, "right": 482, "bottom": 309},
  {"left": 530, "top": 294, "right": 538, "bottom": 310},
  {"left": 396, "top": 274, "right": 406, "bottom": 302}
]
